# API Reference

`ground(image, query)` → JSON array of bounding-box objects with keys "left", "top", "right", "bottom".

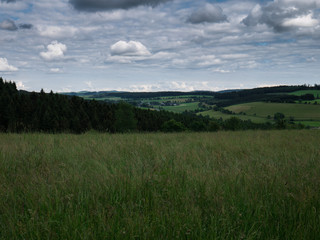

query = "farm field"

[
  {"left": 295, "top": 121, "right": 320, "bottom": 127},
  {"left": 226, "top": 102, "right": 320, "bottom": 121},
  {"left": 1, "top": 131, "right": 320, "bottom": 239},
  {"left": 161, "top": 102, "right": 201, "bottom": 113},
  {"left": 288, "top": 90, "right": 320, "bottom": 97},
  {"left": 198, "top": 110, "right": 268, "bottom": 123}
]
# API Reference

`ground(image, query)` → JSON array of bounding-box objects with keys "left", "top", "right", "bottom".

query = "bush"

[{"left": 161, "top": 119, "right": 186, "bottom": 132}]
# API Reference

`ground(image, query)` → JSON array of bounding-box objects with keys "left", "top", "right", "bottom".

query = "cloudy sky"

[{"left": 0, "top": 0, "right": 320, "bottom": 92}]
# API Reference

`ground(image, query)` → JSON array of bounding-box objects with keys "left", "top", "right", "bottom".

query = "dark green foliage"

[
  {"left": 115, "top": 102, "right": 137, "bottom": 133},
  {"left": 190, "top": 120, "right": 207, "bottom": 131},
  {"left": 0, "top": 78, "right": 117, "bottom": 133},
  {"left": 161, "top": 119, "right": 186, "bottom": 132},
  {"left": 208, "top": 121, "right": 220, "bottom": 131},
  {"left": 205, "top": 85, "right": 318, "bottom": 107},
  {"left": 274, "top": 112, "right": 286, "bottom": 129},
  {"left": 224, "top": 117, "right": 242, "bottom": 131},
  {"left": 301, "top": 93, "right": 315, "bottom": 100},
  {"left": 274, "top": 112, "right": 285, "bottom": 121}
]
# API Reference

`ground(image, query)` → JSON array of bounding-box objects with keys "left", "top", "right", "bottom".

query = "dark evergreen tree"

[
  {"left": 114, "top": 102, "right": 137, "bottom": 133},
  {"left": 161, "top": 119, "right": 186, "bottom": 132}
]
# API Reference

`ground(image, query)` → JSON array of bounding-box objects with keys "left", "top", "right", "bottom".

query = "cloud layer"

[
  {"left": 69, "top": 0, "right": 171, "bottom": 11},
  {"left": 0, "top": 0, "right": 319, "bottom": 92}
]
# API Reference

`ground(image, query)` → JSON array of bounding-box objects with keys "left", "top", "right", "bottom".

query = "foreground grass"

[{"left": 1, "top": 130, "right": 320, "bottom": 239}]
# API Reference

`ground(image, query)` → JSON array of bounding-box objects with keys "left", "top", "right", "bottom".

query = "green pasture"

[
  {"left": 227, "top": 102, "right": 320, "bottom": 121},
  {"left": 161, "top": 102, "right": 201, "bottom": 113},
  {"left": 288, "top": 90, "right": 320, "bottom": 97},
  {"left": 295, "top": 121, "right": 320, "bottom": 127},
  {"left": 198, "top": 110, "right": 269, "bottom": 123}
]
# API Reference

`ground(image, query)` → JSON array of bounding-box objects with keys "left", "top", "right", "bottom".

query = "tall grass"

[{"left": 1, "top": 130, "right": 320, "bottom": 239}]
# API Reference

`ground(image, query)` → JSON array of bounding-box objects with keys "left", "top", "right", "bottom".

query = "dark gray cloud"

[
  {"left": 0, "top": 19, "right": 33, "bottom": 31},
  {"left": 69, "top": 0, "right": 171, "bottom": 11},
  {"left": 19, "top": 23, "right": 33, "bottom": 29},
  {"left": 0, "top": 0, "right": 17, "bottom": 2},
  {"left": 187, "top": 4, "right": 227, "bottom": 24},
  {"left": 242, "top": 1, "right": 319, "bottom": 32},
  {"left": 0, "top": 19, "right": 18, "bottom": 31}
]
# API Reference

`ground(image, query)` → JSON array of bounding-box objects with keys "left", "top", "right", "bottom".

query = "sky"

[{"left": 0, "top": 0, "right": 320, "bottom": 92}]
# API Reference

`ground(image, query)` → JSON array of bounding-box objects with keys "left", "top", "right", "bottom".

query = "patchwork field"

[{"left": 1, "top": 131, "right": 320, "bottom": 239}]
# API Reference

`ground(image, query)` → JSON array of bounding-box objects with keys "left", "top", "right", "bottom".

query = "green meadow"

[
  {"left": 198, "top": 110, "right": 268, "bottom": 123},
  {"left": 226, "top": 102, "right": 320, "bottom": 121},
  {"left": 161, "top": 102, "right": 201, "bottom": 113},
  {"left": 1, "top": 130, "right": 320, "bottom": 239},
  {"left": 288, "top": 90, "right": 320, "bottom": 97}
]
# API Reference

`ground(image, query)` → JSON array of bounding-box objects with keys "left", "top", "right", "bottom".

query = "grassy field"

[
  {"left": 295, "top": 121, "right": 320, "bottom": 127},
  {"left": 198, "top": 110, "right": 268, "bottom": 123},
  {"left": 288, "top": 90, "right": 320, "bottom": 97},
  {"left": 1, "top": 131, "right": 320, "bottom": 239},
  {"left": 227, "top": 102, "right": 320, "bottom": 121},
  {"left": 161, "top": 102, "right": 201, "bottom": 113}
]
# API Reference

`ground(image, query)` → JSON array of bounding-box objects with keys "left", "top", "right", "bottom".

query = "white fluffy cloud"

[
  {"left": 0, "top": 57, "right": 18, "bottom": 71},
  {"left": 40, "top": 41, "right": 67, "bottom": 61},
  {"left": 282, "top": 13, "right": 319, "bottom": 27},
  {"left": 110, "top": 40, "right": 151, "bottom": 56}
]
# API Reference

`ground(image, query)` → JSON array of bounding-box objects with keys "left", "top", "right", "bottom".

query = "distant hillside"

[
  {"left": 61, "top": 84, "right": 320, "bottom": 128},
  {"left": 2, "top": 77, "right": 319, "bottom": 133},
  {"left": 62, "top": 85, "right": 318, "bottom": 102}
]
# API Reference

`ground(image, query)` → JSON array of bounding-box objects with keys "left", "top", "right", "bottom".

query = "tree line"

[{"left": 0, "top": 78, "right": 302, "bottom": 133}]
